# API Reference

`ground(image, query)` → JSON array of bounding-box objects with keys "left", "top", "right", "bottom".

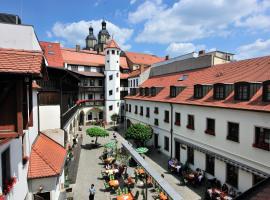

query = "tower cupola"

[{"left": 85, "top": 25, "right": 97, "bottom": 50}]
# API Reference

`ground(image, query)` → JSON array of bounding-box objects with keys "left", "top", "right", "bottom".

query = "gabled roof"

[
  {"left": 28, "top": 133, "right": 66, "bottom": 179},
  {"left": 125, "top": 51, "right": 165, "bottom": 66},
  {"left": 61, "top": 48, "right": 129, "bottom": 69},
  {"left": 120, "top": 73, "right": 129, "bottom": 79},
  {"left": 128, "top": 69, "right": 141, "bottom": 78},
  {"left": 0, "top": 48, "right": 43, "bottom": 75},
  {"left": 40, "top": 41, "right": 64, "bottom": 68},
  {"left": 126, "top": 55, "right": 270, "bottom": 112},
  {"left": 106, "top": 39, "right": 120, "bottom": 49}
]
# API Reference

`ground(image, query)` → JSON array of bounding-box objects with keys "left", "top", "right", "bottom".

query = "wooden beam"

[{"left": 16, "top": 80, "right": 23, "bottom": 136}]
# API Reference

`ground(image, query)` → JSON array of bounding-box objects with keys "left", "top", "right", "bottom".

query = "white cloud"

[
  {"left": 236, "top": 15, "right": 270, "bottom": 30},
  {"left": 130, "top": 0, "right": 137, "bottom": 5},
  {"left": 166, "top": 42, "right": 205, "bottom": 57},
  {"left": 46, "top": 31, "right": 52, "bottom": 38},
  {"left": 128, "top": 0, "right": 270, "bottom": 44},
  {"left": 50, "top": 20, "right": 133, "bottom": 50},
  {"left": 236, "top": 38, "right": 270, "bottom": 60},
  {"left": 128, "top": 0, "right": 165, "bottom": 24}
]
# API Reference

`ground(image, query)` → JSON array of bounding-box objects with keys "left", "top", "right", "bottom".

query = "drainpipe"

[{"left": 170, "top": 103, "right": 173, "bottom": 159}]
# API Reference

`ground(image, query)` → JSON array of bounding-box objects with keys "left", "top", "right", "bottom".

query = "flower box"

[
  {"left": 186, "top": 124, "right": 194, "bottom": 130},
  {"left": 3, "top": 176, "right": 16, "bottom": 195},
  {"left": 205, "top": 129, "right": 215, "bottom": 136},
  {"left": 253, "top": 143, "right": 270, "bottom": 151},
  {"left": 174, "top": 121, "right": 181, "bottom": 126}
]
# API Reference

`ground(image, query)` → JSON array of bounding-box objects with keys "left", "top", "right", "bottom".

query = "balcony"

[
  {"left": 79, "top": 86, "right": 104, "bottom": 93},
  {"left": 61, "top": 105, "right": 79, "bottom": 128},
  {"left": 76, "top": 99, "right": 105, "bottom": 107}
]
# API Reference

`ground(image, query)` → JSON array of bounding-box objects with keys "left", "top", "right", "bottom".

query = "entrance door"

[
  {"left": 175, "top": 141, "right": 181, "bottom": 162},
  {"left": 154, "top": 134, "right": 159, "bottom": 148}
]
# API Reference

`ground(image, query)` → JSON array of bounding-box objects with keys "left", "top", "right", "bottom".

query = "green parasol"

[
  {"left": 136, "top": 147, "right": 149, "bottom": 154},
  {"left": 104, "top": 141, "right": 116, "bottom": 148}
]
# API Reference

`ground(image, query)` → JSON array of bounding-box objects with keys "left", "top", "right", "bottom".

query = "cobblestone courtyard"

[{"left": 72, "top": 126, "right": 202, "bottom": 200}]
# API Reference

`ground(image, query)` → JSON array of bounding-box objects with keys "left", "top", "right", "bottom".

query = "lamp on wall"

[{"left": 38, "top": 185, "right": 43, "bottom": 192}]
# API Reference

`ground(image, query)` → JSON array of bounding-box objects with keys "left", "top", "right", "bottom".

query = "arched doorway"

[{"left": 79, "top": 111, "right": 84, "bottom": 126}]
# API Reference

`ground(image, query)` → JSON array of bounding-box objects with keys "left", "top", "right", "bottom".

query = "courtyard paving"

[{"left": 73, "top": 126, "right": 203, "bottom": 200}]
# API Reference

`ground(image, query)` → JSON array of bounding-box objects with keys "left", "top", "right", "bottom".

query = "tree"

[
  {"left": 125, "top": 123, "right": 153, "bottom": 147},
  {"left": 111, "top": 113, "right": 119, "bottom": 126},
  {"left": 86, "top": 126, "right": 109, "bottom": 145}
]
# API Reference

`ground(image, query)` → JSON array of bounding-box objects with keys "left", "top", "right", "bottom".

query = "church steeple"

[
  {"left": 102, "top": 20, "right": 106, "bottom": 30},
  {"left": 85, "top": 25, "right": 97, "bottom": 50}
]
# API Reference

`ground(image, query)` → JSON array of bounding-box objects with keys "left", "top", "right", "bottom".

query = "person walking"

[{"left": 89, "top": 184, "right": 96, "bottom": 200}]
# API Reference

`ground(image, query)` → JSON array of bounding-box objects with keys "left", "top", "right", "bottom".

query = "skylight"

[{"left": 178, "top": 74, "right": 188, "bottom": 81}]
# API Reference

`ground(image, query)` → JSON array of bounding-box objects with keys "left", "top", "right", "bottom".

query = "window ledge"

[
  {"left": 174, "top": 121, "right": 181, "bottom": 126},
  {"left": 205, "top": 130, "right": 216, "bottom": 136},
  {"left": 164, "top": 119, "right": 169, "bottom": 123},
  {"left": 226, "top": 136, "right": 239, "bottom": 143},
  {"left": 252, "top": 143, "right": 270, "bottom": 151},
  {"left": 186, "top": 125, "right": 194, "bottom": 130}
]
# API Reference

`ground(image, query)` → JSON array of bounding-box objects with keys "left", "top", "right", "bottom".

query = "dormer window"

[
  {"left": 139, "top": 88, "right": 145, "bottom": 96},
  {"left": 145, "top": 87, "right": 149, "bottom": 96},
  {"left": 194, "top": 84, "right": 212, "bottom": 99},
  {"left": 263, "top": 81, "right": 270, "bottom": 102},
  {"left": 151, "top": 87, "right": 156, "bottom": 96},
  {"left": 235, "top": 82, "right": 261, "bottom": 101},
  {"left": 170, "top": 86, "right": 185, "bottom": 97},
  {"left": 213, "top": 83, "right": 234, "bottom": 100},
  {"left": 214, "top": 84, "right": 225, "bottom": 99},
  {"left": 235, "top": 82, "right": 249, "bottom": 101}
]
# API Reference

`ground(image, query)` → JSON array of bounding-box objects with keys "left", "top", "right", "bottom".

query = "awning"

[{"left": 174, "top": 138, "right": 269, "bottom": 178}]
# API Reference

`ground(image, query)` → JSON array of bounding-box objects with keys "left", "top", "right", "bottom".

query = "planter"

[{"left": 3, "top": 176, "right": 16, "bottom": 195}]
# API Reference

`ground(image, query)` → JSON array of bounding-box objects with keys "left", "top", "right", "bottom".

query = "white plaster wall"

[
  {"left": 126, "top": 99, "right": 270, "bottom": 192},
  {"left": 0, "top": 23, "right": 41, "bottom": 51},
  {"left": 28, "top": 173, "right": 64, "bottom": 200},
  {"left": 39, "top": 105, "right": 61, "bottom": 131},
  {"left": 0, "top": 139, "right": 28, "bottom": 200},
  {"left": 238, "top": 169, "right": 253, "bottom": 192}
]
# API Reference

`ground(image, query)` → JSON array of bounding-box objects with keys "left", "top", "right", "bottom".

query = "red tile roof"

[
  {"left": 106, "top": 39, "right": 120, "bottom": 49},
  {"left": 125, "top": 51, "right": 165, "bottom": 66},
  {"left": 72, "top": 71, "right": 104, "bottom": 77},
  {"left": 120, "top": 73, "right": 129, "bottom": 79},
  {"left": 128, "top": 69, "right": 141, "bottom": 78},
  {"left": 126, "top": 55, "right": 270, "bottom": 112},
  {"left": 61, "top": 48, "right": 129, "bottom": 69},
  {"left": 28, "top": 133, "right": 66, "bottom": 179},
  {"left": 40, "top": 42, "right": 64, "bottom": 68},
  {"left": 0, "top": 48, "right": 43, "bottom": 75}
]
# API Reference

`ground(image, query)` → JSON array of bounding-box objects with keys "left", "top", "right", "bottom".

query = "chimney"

[
  {"left": 165, "top": 55, "right": 169, "bottom": 60},
  {"left": 198, "top": 50, "right": 205, "bottom": 56},
  {"left": 75, "top": 44, "right": 80, "bottom": 52}
]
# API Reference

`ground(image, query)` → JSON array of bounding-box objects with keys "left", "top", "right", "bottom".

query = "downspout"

[{"left": 170, "top": 103, "right": 173, "bottom": 159}]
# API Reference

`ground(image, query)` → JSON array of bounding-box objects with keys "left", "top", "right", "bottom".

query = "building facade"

[{"left": 125, "top": 53, "right": 270, "bottom": 193}]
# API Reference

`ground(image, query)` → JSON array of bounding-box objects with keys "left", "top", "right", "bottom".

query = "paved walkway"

[{"left": 73, "top": 126, "right": 202, "bottom": 200}]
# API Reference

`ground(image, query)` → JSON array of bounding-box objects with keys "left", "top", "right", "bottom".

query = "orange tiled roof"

[
  {"left": 28, "top": 133, "right": 66, "bottom": 179},
  {"left": 0, "top": 48, "right": 43, "bottom": 75},
  {"left": 40, "top": 41, "right": 64, "bottom": 68},
  {"left": 106, "top": 39, "right": 120, "bottom": 49},
  {"left": 125, "top": 51, "right": 165, "bottom": 66},
  {"left": 61, "top": 48, "right": 129, "bottom": 69},
  {"left": 120, "top": 73, "right": 129, "bottom": 79},
  {"left": 128, "top": 69, "right": 141, "bottom": 78},
  {"left": 126, "top": 55, "right": 270, "bottom": 112}
]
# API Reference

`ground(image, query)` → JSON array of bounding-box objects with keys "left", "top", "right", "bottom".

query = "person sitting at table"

[
  {"left": 168, "top": 159, "right": 175, "bottom": 171},
  {"left": 221, "top": 183, "right": 229, "bottom": 193},
  {"left": 105, "top": 164, "right": 111, "bottom": 170},
  {"left": 228, "top": 187, "right": 237, "bottom": 198},
  {"left": 196, "top": 172, "right": 204, "bottom": 185}
]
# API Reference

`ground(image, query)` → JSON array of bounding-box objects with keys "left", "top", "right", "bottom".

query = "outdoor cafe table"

[
  {"left": 159, "top": 192, "right": 168, "bottom": 200},
  {"left": 207, "top": 188, "right": 232, "bottom": 200},
  {"left": 109, "top": 180, "right": 119, "bottom": 188},
  {"left": 105, "top": 168, "right": 119, "bottom": 175},
  {"left": 117, "top": 193, "right": 133, "bottom": 200},
  {"left": 135, "top": 168, "right": 145, "bottom": 175}
]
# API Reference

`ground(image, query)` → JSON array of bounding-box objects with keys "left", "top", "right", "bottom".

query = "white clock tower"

[{"left": 104, "top": 39, "right": 121, "bottom": 123}]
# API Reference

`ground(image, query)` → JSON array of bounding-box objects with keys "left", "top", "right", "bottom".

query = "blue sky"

[{"left": 1, "top": 0, "right": 270, "bottom": 59}]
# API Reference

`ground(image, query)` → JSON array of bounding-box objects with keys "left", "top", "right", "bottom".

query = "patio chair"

[
  {"left": 123, "top": 187, "right": 129, "bottom": 194},
  {"left": 104, "top": 182, "right": 110, "bottom": 191}
]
